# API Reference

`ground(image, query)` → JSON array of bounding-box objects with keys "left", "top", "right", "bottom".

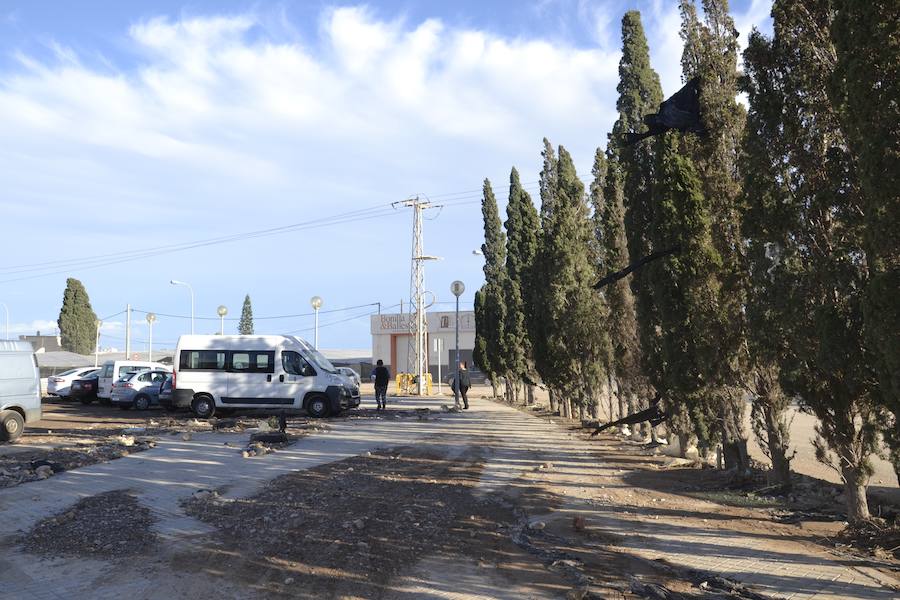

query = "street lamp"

[
  {"left": 146, "top": 313, "right": 156, "bottom": 362},
  {"left": 450, "top": 280, "right": 465, "bottom": 408},
  {"left": 217, "top": 305, "right": 228, "bottom": 335},
  {"left": 0, "top": 302, "right": 8, "bottom": 340},
  {"left": 310, "top": 296, "right": 323, "bottom": 349},
  {"left": 472, "top": 249, "right": 483, "bottom": 256},
  {"left": 94, "top": 320, "right": 103, "bottom": 367},
  {"left": 170, "top": 280, "right": 194, "bottom": 334}
]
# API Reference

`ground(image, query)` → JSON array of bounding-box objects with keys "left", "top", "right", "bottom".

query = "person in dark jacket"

[
  {"left": 457, "top": 361, "right": 471, "bottom": 409},
  {"left": 372, "top": 359, "right": 390, "bottom": 410}
]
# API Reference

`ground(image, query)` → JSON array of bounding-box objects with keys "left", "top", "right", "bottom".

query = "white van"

[
  {"left": 0, "top": 341, "right": 41, "bottom": 443},
  {"left": 170, "top": 335, "right": 360, "bottom": 419},
  {"left": 97, "top": 360, "right": 170, "bottom": 403}
]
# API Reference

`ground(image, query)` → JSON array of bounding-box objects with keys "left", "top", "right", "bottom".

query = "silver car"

[{"left": 110, "top": 369, "right": 170, "bottom": 410}]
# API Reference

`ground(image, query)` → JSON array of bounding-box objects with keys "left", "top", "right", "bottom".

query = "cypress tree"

[
  {"left": 649, "top": 133, "right": 722, "bottom": 453},
  {"left": 529, "top": 139, "right": 558, "bottom": 412},
  {"left": 473, "top": 179, "right": 507, "bottom": 395},
  {"left": 539, "top": 146, "right": 608, "bottom": 418},
  {"left": 238, "top": 294, "right": 254, "bottom": 335},
  {"left": 606, "top": 11, "right": 664, "bottom": 426},
  {"left": 831, "top": 0, "right": 900, "bottom": 483},
  {"left": 679, "top": 0, "right": 751, "bottom": 470},
  {"left": 57, "top": 278, "right": 98, "bottom": 355},
  {"left": 740, "top": 27, "right": 795, "bottom": 489},
  {"left": 503, "top": 168, "right": 539, "bottom": 402},
  {"left": 741, "top": 0, "right": 879, "bottom": 522}
]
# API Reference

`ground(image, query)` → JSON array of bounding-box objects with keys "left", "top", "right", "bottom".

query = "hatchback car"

[
  {"left": 48, "top": 367, "right": 99, "bottom": 398},
  {"left": 110, "top": 369, "right": 170, "bottom": 410},
  {"left": 70, "top": 370, "right": 101, "bottom": 404}
]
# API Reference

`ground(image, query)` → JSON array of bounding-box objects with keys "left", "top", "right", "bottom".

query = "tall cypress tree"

[
  {"left": 741, "top": 0, "right": 879, "bottom": 522},
  {"left": 503, "top": 168, "right": 539, "bottom": 401},
  {"left": 831, "top": 0, "right": 900, "bottom": 483},
  {"left": 539, "top": 146, "right": 608, "bottom": 418},
  {"left": 473, "top": 178, "right": 507, "bottom": 394},
  {"left": 740, "top": 27, "right": 796, "bottom": 489},
  {"left": 606, "top": 11, "right": 664, "bottom": 424},
  {"left": 57, "top": 278, "right": 98, "bottom": 355},
  {"left": 238, "top": 294, "right": 254, "bottom": 335},
  {"left": 679, "top": 0, "right": 751, "bottom": 470},
  {"left": 529, "top": 139, "right": 558, "bottom": 411},
  {"left": 649, "top": 133, "right": 722, "bottom": 452}
]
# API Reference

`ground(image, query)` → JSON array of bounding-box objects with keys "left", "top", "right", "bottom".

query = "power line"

[{"left": 129, "top": 302, "right": 382, "bottom": 322}]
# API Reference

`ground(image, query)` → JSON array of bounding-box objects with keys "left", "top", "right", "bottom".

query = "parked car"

[
  {"left": 110, "top": 369, "right": 170, "bottom": 410},
  {"left": 71, "top": 370, "right": 102, "bottom": 404},
  {"left": 171, "top": 334, "right": 360, "bottom": 419},
  {"left": 336, "top": 367, "right": 361, "bottom": 387},
  {"left": 97, "top": 360, "right": 170, "bottom": 404},
  {"left": 158, "top": 375, "right": 174, "bottom": 410},
  {"left": 47, "top": 367, "right": 100, "bottom": 398},
  {"left": 0, "top": 341, "right": 41, "bottom": 443}
]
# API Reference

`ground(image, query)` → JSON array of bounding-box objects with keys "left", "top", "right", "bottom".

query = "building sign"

[{"left": 371, "top": 311, "right": 476, "bottom": 334}]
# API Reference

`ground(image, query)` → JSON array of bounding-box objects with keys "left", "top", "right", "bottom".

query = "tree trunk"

[
  {"left": 591, "top": 397, "right": 600, "bottom": 419},
  {"left": 549, "top": 389, "right": 558, "bottom": 414},
  {"left": 841, "top": 464, "right": 871, "bottom": 523},
  {"left": 722, "top": 390, "right": 751, "bottom": 473},
  {"left": 606, "top": 374, "right": 616, "bottom": 422},
  {"left": 617, "top": 379, "right": 627, "bottom": 421},
  {"left": 491, "top": 381, "right": 498, "bottom": 399},
  {"left": 578, "top": 402, "right": 586, "bottom": 421},
  {"left": 527, "top": 384, "right": 535, "bottom": 406},
  {"left": 762, "top": 401, "right": 792, "bottom": 490}
]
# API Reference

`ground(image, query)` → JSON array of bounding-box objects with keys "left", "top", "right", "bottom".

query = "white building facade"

[{"left": 370, "top": 310, "right": 477, "bottom": 380}]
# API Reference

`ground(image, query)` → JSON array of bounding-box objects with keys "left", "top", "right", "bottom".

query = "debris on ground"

[
  {"left": 0, "top": 439, "right": 155, "bottom": 488},
  {"left": 22, "top": 490, "right": 159, "bottom": 559}
]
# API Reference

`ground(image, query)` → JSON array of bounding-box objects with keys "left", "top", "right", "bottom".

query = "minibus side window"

[
  {"left": 232, "top": 353, "right": 250, "bottom": 371},
  {"left": 180, "top": 351, "right": 226, "bottom": 370},
  {"left": 282, "top": 351, "right": 316, "bottom": 377},
  {"left": 253, "top": 352, "right": 275, "bottom": 373}
]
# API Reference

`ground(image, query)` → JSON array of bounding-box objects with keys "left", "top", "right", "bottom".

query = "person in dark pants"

[
  {"left": 458, "top": 361, "right": 471, "bottom": 409},
  {"left": 372, "top": 359, "right": 390, "bottom": 410}
]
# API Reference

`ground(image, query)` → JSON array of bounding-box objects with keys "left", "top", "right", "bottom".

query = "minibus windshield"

[{"left": 295, "top": 339, "right": 337, "bottom": 374}]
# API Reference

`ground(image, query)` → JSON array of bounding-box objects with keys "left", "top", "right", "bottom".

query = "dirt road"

[{"left": 0, "top": 395, "right": 896, "bottom": 599}]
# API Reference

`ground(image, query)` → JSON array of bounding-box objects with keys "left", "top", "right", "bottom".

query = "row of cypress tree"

[{"left": 474, "top": 0, "right": 897, "bottom": 524}]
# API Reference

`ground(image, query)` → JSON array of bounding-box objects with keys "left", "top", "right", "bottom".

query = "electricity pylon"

[{"left": 393, "top": 197, "right": 441, "bottom": 395}]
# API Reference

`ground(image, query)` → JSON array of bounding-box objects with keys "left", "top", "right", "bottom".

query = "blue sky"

[{"left": 0, "top": 0, "right": 772, "bottom": 350}]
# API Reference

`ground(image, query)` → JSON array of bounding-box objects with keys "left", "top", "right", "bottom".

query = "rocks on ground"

[{"left": 22, "top": 489, "right": 159, "bottom": 559}]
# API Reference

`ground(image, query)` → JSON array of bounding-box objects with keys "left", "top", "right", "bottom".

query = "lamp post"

[
  {"left": 217, "top": 305, "right": 228, "bottom": 335},
  {"left": 146, "top": 313, "right": 156, "bottom": 362},
  {"left": 450, "top": 280, "right": 465, "bottom": 408},
  {"left": 94, "top": 320, "right": 103, "bottom": 367},
  {"left": 169, "top": 280, "right": 194, "bottom": 334},
  {"left": 0, "top": 302, "right": 8, "bottom": 340},
  {"left": 309, "top": 296, "right": 323, "bottom": 349}
]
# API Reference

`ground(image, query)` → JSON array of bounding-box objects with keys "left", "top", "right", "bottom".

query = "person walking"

[
  {"left": 372, "top": 359, "right": 390, "bottom": 411},
  {"left": 458, "top": 361, "right": 471, "bottom": 410}
]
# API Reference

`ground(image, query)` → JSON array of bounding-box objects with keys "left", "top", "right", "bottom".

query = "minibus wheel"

[
  {"left": 192, "top": 394, "right": 216, "bottom": 419},
  {"left": 0, "top": 410, "right": 25, "bottom": 443},
  {"left": 306, "top": 395, "right": 330, "bottom": 419}
]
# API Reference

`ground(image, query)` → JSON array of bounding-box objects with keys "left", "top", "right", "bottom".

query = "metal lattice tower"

[{"left": 394, "top": 197, "right": 440, "bottom": 395}]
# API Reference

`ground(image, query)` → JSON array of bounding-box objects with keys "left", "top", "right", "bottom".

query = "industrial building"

[{"left": 370, "top": 310, "right": 479, "bottom": 383}]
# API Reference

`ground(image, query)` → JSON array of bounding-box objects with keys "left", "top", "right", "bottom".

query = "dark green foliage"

[
  {"left": 503, "top": 168, "right": 539, "bottom": 386},
  {"left": 741, "top": 0, "right": 880, "bottom": 521},
  {"left": 831, "top": 0, "right": 900, "bottom": 482},
  {"left": 473, "top": 179, "right": 507, "bottom": 386},
  {"left": 648, "top": 133, "right": 722, "bottom": 448},
  {"left": 678, "top": 0, "right": 750, "bottom": 468},
  {"left": 535, "top": 145, "right": 608, "bottom": 412},
  {"left": 57, "top": 278, "right": 98, "bottom": 355},
  {"left": 239, "top": 294, "right": 254, "bottom": 335}
]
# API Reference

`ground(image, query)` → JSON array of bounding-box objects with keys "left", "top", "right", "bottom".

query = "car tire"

[
  {"left": 80, "top": 397, "right": 94, "bottom": 405},
  {"left": 134, "top": 395, "right": 151, "bottom": 411},
  {"left": 191, "top": 394, "right": 216, "bottom": 419},
  {"left": 306, "top": 395, "right": 330, "bottom": 419},
  {"left": 0, "top": 410, "right": 25, "bottom": 443}
]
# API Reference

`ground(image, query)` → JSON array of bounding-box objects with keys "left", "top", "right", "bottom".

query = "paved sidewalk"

[{"left": 0, "top": 397, "right": 896, "bottom": 599}]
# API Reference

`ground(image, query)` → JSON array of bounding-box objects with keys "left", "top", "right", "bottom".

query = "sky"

[{"left": 0, "top": 0, "right": 773, "bottom": 351}]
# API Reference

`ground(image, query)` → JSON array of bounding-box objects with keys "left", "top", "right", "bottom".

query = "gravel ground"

[{"left": 22, "top": 489, "right": 159, "bottom": 559}]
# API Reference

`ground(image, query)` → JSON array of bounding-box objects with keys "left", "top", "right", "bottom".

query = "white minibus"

[
  {"left": 97, "top": 360, "right": 170, "bottom": 403},
  {"left": 0, "top": 341, "right": 41, "bottom": 443},
  {"left": 170, "top": 335, "right": 360, "bottom": 419}
]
